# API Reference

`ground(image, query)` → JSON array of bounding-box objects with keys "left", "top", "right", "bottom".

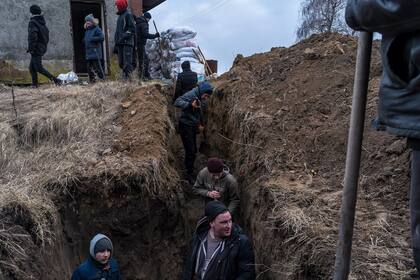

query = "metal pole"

[{"left": 333, "top": 31, "right": 373, "bottom": 280}]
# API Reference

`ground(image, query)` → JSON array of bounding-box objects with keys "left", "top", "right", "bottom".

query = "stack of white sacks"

[{"left": 146, "top": 27, "right": 206, "bottom": 80}]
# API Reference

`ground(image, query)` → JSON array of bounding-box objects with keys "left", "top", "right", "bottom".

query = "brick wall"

[{"left": 130, "top": 0, "right": 143, "bottom": 17}]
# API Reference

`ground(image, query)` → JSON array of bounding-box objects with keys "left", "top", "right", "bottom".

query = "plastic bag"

[{"left": 57, "top": 71, "right": 78, "bottom": 83}]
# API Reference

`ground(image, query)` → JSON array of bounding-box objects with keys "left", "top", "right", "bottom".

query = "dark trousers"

[
  {"left": 179, "top": 122, "right": 197, "bottom": 176},
  {"left": 411, "top": 150, "right": 420, "bottom": 273},
  {"left": 87, "top": 60, "right": 104, "bottom": 83},
  {"left": 137, "top": 44, "right": 150, "bottom": 80},
  {"left": 29, "top": 55, "right": 54, "bottom": 86},
  {"left": 117, "top": 45, "right": 133, "bottom": 79}
]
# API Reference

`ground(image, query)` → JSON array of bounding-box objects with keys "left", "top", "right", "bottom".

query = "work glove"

[{"left": 155, "top": 32, "right": 160, "bottom": 38}]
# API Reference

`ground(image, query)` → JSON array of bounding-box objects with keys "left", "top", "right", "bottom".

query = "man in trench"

[
  {"left": 346, "top": 0, "right": 420, "bottom": 275},
  {"left": 182, "top": 201, "right": 256, "bottom": 280},
  {"left": 174, "top": 81, "right": 214, "bottom": 184},
  {"left": 71, "top": 233, "right": 122, "bottom": 280},
  {"left": 173, "top": 60, "right": 198, "bottom": 103},
  {"left": 193, "top": 157, "right": 240, "bottom": 216}
]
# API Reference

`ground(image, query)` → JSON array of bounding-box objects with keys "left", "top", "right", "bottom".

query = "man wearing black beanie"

[
  {"left": 182, "top": 201, "right": 255, "bottom": 280},
  {"left": 71, "top": 233, "right": 122, "bottom": 280},
  {"left": 27, "top": 5, "right": 61, "bottom": 87},
  {"left": 173, "top": 60, "right": 198, "bottom": 103}
]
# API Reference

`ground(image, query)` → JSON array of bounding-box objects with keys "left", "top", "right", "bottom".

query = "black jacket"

[
  {"left": 27, "top": 15, "right": 49, "bottom": 56},
  {"left": 182, "top": 217, "right": 256, "bottom": 280},
  {"left": 346, "top": 0, "right": 420, "bottom": 139},
  {"left": 174, "top": 69, "right": 198, "bottom": 103},
  {"left": 114, "top": 9, "right": 135, "bottom": 47},
  {"left": 135, "top": 16, "right": 157, "bottom": 46}
]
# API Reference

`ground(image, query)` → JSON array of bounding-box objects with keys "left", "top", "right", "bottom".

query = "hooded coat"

[
  {"left": 182, "top": 217, "right": 256, "bottom": 280},
  {"left": 71, "top": 234, "right": 121, "bottom": 280},
  {"left": 28, "top": 15, "right": 49, "bottom": 56},
  {"left": 174, "top": 82, "right": 213, "bottom": 127},
  {"left": 84, "top": 19, "right": 104, "bottom": 60},
  {"left": 193, "top": 166, "right": 240, "bottom": 215},
  {"left": 346, "top": 0, "right": 420, "bottom": 139}
]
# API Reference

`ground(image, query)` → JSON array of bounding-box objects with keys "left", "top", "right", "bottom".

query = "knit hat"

[
  {"left": 205, "top": 201, "right": 229, "bottom": 222},
  {"left": 207, "top": 157, "right": 224, "bottom": 173},
  {"left": 115, "top": 0, "right": 128, "bottom": 12},
  {"left": 198, "top": 81, "right": 213, "bottom": 95},
  {"left": 181, "top": 61, "right": 191, "bottom": 71},
  {"left": 143, "top": 12, "right": 152, "bottom": 19},
  {"left": 30, "top": 5, "right": 42, "bottom": 15},
  {"left": 85, "top": 14, "right": 94, "bottom": 23},
  {"left": 89, "top": 234, "right": 113, "bottom": 258}
]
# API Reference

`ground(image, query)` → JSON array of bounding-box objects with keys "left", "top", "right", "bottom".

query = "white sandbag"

[
  {"left": 175, "top": 47, "right": 199, "bottom": 54},
  {"left": 176, "top": 52, "right": 198, "bottom": 59},
  {"left": 190, "top": 62, "right": 205, "bottom": 75},
  {"left": 170, "top": 39, "right": 198, "bottom": 50},
  {"left": 172, "top": 33, "right": 196, "bottom": 42},
  {"left": 179, "top": 57, "right": 200, "bottom": 64}
]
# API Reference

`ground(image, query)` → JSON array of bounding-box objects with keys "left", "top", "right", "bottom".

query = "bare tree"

[{"left": 296, "top": 0, "right": 348, "bottom": 40}]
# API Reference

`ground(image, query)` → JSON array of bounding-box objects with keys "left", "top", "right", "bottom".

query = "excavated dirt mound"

[
  {"left": 0, "top": 82, "right": 186, "bottom": 279},
  {"left": 205, "top": 33, "right": 413, "bottom": 279}
]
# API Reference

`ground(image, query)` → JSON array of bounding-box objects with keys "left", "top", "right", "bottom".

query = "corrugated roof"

[{"left": 143, "top": 0, "right": 166, "bottom": 12}]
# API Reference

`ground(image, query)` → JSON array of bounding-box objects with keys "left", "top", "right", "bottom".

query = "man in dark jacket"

[
  {"left": 71, "top": 233, "right": 122, "bottom": 280},
  {"left": 84, "top": 14, "right": 105, "bottom": 83},
  {"left": 173, "top": 61, "right": 198, "bottom": 103},
  {"left": 182, "top": 201, "right": 256, "bottom": 280},
  {"left": 27, "top": 5, "right": 61, "bottom": 87},
  {"left": 346, "top": 0, "right": 420, "bottom": 274},
  {"left": 114, "top": 0, "right": 135, "bottom": 79},
  {"left": 174, "top": 81, "right": 214, "bottom": 183},
  {"left": 135, "top": 12, "right": 159, "bottom": 80}
]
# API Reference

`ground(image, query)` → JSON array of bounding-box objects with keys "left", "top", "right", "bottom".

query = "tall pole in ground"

[{"left": 333, "top": 31, "right": 373, "bottom": 280}]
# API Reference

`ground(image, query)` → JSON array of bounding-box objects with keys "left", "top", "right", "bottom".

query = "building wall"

[{"left": 0, "top": 0, "right": 119, "bottom": 73}]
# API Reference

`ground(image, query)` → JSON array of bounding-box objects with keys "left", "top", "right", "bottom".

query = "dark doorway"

[{"left": 70, "top": 1, "right": 108, "bottom": 74}]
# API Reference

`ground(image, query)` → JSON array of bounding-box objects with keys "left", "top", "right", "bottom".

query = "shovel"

[{"left": 333, "top": 31, "right": 373, "bottom": 280}]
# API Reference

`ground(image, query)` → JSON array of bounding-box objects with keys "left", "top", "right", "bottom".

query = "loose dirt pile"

[{"left": 206, "top": 33, "right": 412, "bottom": 279}]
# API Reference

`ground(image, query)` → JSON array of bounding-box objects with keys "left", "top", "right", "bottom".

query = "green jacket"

[{"left": 193, "top": 166, "right": 240, "bottom": 214}]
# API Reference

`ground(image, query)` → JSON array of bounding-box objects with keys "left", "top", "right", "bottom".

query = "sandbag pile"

[{"left": 146, "top": 27, "right": 206, "bottom": 80}]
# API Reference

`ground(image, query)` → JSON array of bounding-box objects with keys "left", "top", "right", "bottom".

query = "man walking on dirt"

[
  {"left": 193, "top": 157, "right": 240, "bottom": 216},
  {"left": 135, "top": 12, "right": 160, "bottom": 80},
  {"left": 182, "top": 201, "right": 256, "bottom": 280},
  {"left": 71, "top": 233, "right": 122, "bottom": 280},
  {"left": 27, "top": 5, "right": 61, "bottom": 87},
  {"left": 114, "top": 0, "right": 135, "bottom": 79},
  {"left": 174, "top": 81, "right": 214, "bottom": 184},
  {"left": 173, "top": 60, "right": 198, "bottom": 103},
  {"left": 346, "top": 0, "right": 420, "bottom": 275}
]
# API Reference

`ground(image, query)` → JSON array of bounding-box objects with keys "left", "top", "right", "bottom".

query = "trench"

[{"left": 2, "top": 83, "right": 325, "bottom": 280}]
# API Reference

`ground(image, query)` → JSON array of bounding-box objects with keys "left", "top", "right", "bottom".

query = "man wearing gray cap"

[
  {"left": 182, "top": 201, "right": 255, "bottom": 280},
  {"left": 71, "top": 233, "right": 122, "bottom": 280}
]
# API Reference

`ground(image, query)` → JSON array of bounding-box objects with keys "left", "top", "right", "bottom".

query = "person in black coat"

[
  {"left": 27, "top": 5, "right": 61, "bottom": 87},
  {"left": 135, "top": 12, "right": 159, "bottom": 80},
  {"left": 114, "top": 0, "right": 135, "bottom": 79},
  {"left": 345, "top": 0, "right": 420, "bottom": 274},
  {"left": 182, "top": 201, "right": 256, "bottom": 280},
  {"left": 173, "top": 61, "right": 198, "bottom": 103}
]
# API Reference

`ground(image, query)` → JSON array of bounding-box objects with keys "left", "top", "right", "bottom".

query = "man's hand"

[
  {"left": 191, "top": 99, "right": 201, "bottom": 109},
  {"left": 207, "top": 191, "right": 221, "bottom": 199}
]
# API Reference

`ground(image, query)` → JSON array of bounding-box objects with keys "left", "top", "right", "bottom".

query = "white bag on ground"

[{"left": 57, "top": 71, "right": 78, "bottom": 83}]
